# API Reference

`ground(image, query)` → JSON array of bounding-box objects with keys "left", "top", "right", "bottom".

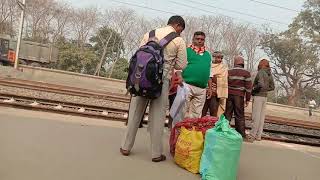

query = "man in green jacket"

[{"left": 182, "top": 31, "right": 212, "bottom": 118}]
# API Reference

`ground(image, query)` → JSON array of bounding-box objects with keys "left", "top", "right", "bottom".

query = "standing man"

[
  {"left": 224, "top": 56, "right": 252, "bottom": 140},
  {"left": 182, "top": 31, "right": 212, "bottom": 118},
  {"left": 309, "top": 99, "right": 317, "bottom": 116},
  {"left": 249, "top": 59, "right": 275, "bottom": 141},
  {"left": 120, "top": 16, "right": 187, "bottom": 162},
  {"left": 202, "top": 51, "right": 228, "bottom": 117}
]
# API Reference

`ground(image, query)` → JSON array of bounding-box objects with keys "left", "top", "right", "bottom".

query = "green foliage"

[
  {"left": 261, "top": 31, "right": 319, "bottom": 79},
  {"left": 290, "top": 0, "right": 320, "bottom": 45},
  {"left": 90, "top": 26, "right": 124, "bottom": 63},
  {"left": 300, "top": 87, "right": 320, "bottom": 107},
  {"left": 55, "top": 40, "right": 102, "bottom": 75},
  {"left": 261, "top": 31, "right": 320, "bottom": 106},
  {"left": 53, "top": 26, "right": 126, "bottom": 77},
  {"left": 106, "top": 58, "right": 129, "bottom": 80},
  {"left": 260, "top": 1, "right": 320, "bottom": 106}
]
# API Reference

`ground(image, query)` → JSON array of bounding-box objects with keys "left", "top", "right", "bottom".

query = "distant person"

[
  {"left": 121, "top": 15, "right": 187, "bottom": 162},
  {"left": 182, "top": 31, "right": 212, "bottom": 118},
  {"left": 224, "top": 56, "right": 252, "bottom": 140},
  {"left": 248, "top": 59, "right": 275, "bottom": 141},
  {"left": 202, "top": 51, "right": 228, "bottom": 117},
  {"left": 309, "top": 99, "right": 317, "bottom": 116}
]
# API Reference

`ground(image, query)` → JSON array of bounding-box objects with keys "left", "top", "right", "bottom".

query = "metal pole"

[{"left": 14, "top": 0, "right": 26, "bottom": 69}]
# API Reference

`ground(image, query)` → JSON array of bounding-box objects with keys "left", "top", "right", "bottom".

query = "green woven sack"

[{"left": 200, "top": 115, "right": 243, "bottom": 180}]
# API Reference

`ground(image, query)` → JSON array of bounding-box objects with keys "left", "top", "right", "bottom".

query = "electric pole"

[{"left": 14, "top": 0, "right": 26, "bottom": 69}]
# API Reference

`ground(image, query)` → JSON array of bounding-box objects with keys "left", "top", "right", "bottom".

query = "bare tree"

[
  {"left": 242, "top": 28, "right": 261, "bottom": 72},
  {"left": 124, "top": 16, "right": 166, "bottom": 58},
  {"left": 222, "top": 22, "right": 249, "bottom": 67},
  {"left": 1, "top": 0, "right": 73, "bottom": 43},
  {"left": 50, "top": 2, "right": 72, "bottom": 43},
  {"left": 104, "top": 8, "right": 136, "bottom": 77},
  {"left": 0, "top": 0, "right": 19, "bottom": 35},
  {"left": 70, "top": 7, "right": 99, "bottom": 49},
  {"left": 181, "top": 16, "right": 201, "bottom": 45},
  {"left": 125, "top": 16, "right": 152, "bottom": 56},
  {"left": 24, "top": 0, "right": 59, "bottom": 42}
]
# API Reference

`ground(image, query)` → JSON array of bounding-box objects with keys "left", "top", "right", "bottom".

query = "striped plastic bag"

[{"left": 174, "top": 127, "right": 204, "bottom": 174}]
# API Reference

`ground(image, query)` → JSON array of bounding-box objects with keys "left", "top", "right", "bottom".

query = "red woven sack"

[{"left": 169, "top": 116, "right": 218, "bottom": 156}]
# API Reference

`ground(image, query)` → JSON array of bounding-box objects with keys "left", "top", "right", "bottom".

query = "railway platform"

[{"left": 0, "top": 106, "right": 319, "bottom": 180}]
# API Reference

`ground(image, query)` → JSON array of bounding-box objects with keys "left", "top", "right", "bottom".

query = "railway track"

[
  {"left": 0, "top": 77, "right": 131, "bottom": 103},
  {"left": 2, "top": 77, "right": 319, "bottom": 119},
  {"left": 0, "top": 93, "right": 128, "bottom": 121},
  {"left": 1, "top": 77, "right": 320, "bottom": 127},
  {"left": 243, "top": 121, "right": 320, "bottom": 146},
  {"left": 0, "top": 93, "right": 319, "bottom": 147}
]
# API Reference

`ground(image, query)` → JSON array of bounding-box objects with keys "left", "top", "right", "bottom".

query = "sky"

[{"left": 62, "top": 0, "right": 305, "bottom": 32}]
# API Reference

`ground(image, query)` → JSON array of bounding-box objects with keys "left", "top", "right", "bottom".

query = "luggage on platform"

[
  {"left": 200, "top": 115, "right": 243, "bottom": 180},
  {"left": 170, "top": 116, "right": 218, "bottom": 156},
  {"left": 174, "top": 127, "right": 203, "bottom": 173}
]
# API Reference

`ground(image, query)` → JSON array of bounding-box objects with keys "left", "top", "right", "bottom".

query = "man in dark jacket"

[
  {"left": 224, "top": 56, "right": 252, "bottom": 140},
  {"left": 248, "top": 59, "right": 275, "bottom": 141}
]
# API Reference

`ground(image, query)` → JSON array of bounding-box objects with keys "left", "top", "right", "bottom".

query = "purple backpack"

[{"left": 126, "top": 30, "right": 178, "bottom": 99}]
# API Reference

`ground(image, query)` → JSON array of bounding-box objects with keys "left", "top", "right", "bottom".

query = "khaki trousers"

[
  {"left": 184, "top": 84, "right": 207, "bottom": 118},
  {"left": 217, "top": 98, "right": 226, "bottom": 117},
  {"left": 121, "top": 80, "right": 169, "bottom": 158},
  {"left": 250, "top": 96, "right": 267, "bottom": 139}
]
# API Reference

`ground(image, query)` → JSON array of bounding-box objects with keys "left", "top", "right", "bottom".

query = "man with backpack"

[
  {"left": 121, "top": 15, "right": 187, "bottom": 162},
  {"left": 182, "top": 31, "right": 212, "bottom": 118}
]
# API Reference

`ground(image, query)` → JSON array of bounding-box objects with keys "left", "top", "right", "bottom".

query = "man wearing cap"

[{"left": 224, "top": 56, "right": 252, "bottom": 140}]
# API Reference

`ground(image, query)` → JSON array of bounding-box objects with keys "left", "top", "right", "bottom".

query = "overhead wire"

[
  {"left": 110, "top": 0, "right": 286, "bottom": 31},
  {"left": 169, "top": 1, "right": 264, "bottom": 27},
  {"left": 111, "top": 0, "right": 257, "bottom": 26},
  {"left": 110, "top": 0, "right": 176, "bottom": 15},
  {"left": 187, "top": 0, "right": 288, "bottom": 25},
  {"left": 248, "top": 0, "right": 300, "bottom": 13}
]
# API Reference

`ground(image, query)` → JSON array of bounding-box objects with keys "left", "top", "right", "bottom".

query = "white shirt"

[{"left": 309, "top": 100, "right": 317, "bottom": 108}]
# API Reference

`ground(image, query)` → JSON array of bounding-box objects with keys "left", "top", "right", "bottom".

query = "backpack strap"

[{"left": 159, "top": 32, "right": 178, "bottom": 48}]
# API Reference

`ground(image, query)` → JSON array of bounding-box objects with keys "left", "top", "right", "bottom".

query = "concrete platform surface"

[{"left": 0, "top": 107, "right": 319, "bottom": 180}]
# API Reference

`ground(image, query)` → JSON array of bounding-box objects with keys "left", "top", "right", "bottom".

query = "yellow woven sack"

[{"left": 174, "top": 127, "right": 204, "bottom": 174}]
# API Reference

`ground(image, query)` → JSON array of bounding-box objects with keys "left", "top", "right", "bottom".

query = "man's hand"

[
  {"left": 207, "top": 89, "right": 212, "bottom": 99},
  {"left": 175, "top": 71, "right": 184, "bottom": 86},
  {"left": 245, "top": 101, "right": 249, "bottom": 107},
  {"left": 176, "top": 76, "right": 183, "bottom": 86}
]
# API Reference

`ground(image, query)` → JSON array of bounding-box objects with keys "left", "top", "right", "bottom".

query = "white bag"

[{"left": 170, "top": 83, "right": 189, "bottom": 127}]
